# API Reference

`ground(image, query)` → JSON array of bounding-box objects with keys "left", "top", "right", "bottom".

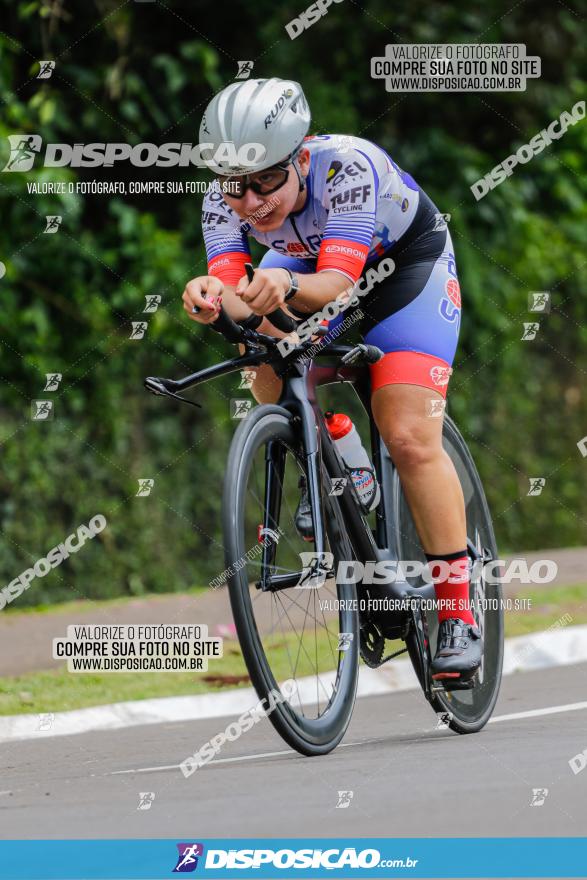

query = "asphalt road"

[{"left": 1, "top": 662, "right": 587, "bottom": 847}]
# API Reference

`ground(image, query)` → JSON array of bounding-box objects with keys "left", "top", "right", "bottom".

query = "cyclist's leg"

[
  {"left": 242, "top": 251, "right": 315, "bottom": 404},
  {"left": 362, "top": 233, "right": 478, "bottom": 641}
]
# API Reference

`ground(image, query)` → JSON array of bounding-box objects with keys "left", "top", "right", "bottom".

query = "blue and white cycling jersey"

[{"left": 202, "top": 134, "right": 422, "bottom": 285}]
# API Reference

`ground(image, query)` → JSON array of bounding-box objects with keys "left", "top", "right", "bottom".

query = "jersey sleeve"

[
  {"left": 316, "top": 148, "right": 378, "bottom": 283},
  {"left": 201, "top": 190, "right": 251, "bottom": 286}
]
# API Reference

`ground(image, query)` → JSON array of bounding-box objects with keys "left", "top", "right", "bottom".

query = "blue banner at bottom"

[{"left": 0, "top": 838, "right": 585, "bottom": 879}]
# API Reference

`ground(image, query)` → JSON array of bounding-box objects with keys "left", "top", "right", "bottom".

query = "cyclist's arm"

[
  {"left": 186, "top": 190, "right": 257, "bottom": 323},
  {"left": 271, "top": 268, "right": 353, "bottom": 315},
  {"left": 203, "top": 188, "right": 251, "bottom": 285}
]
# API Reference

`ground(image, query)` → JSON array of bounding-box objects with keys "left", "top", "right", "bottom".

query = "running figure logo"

[
  {"left": 426, "top": 398, "right": 446, "bottom": 418},
  {"left": 173, "top": 843, "right": 204, "bottom": 872},
  {"left": 527, "top": 477, "right": 546, "bottom": 496},
  {"left": 130, "top": 321, "right": 148, "bottom": 340},
  {"left": 231, "top": 399, "right": 252, "bottom": 419},
  {"left": 528, "top": 292, "right": 551, "bottom": 313},
  {"left": 297, "top": 552, "right": 334, "bottom": 589},
  {"left": 144, "top": 295, "right": 161, "bottom": 313},
  {"left": 44, "top": 216, "right": 62, "bottom": 234},
  {"left": 136, "top": 478, "right": 155, "bottom": 497},
  {"left": 44, "top": 373, "right": 62, "bottom": 391},
  {"left": 32, "top": 400, "right": 53, "bottom": 420},
  {"left": 336, "top": 791, "right": 354, "bottom": 808},
  {"left": 521, "top": 322, "right": 539, "bottom": 341},
  {"left": 328, "top": 476, "right": 347, "bottom": 496},
  {"left": 137, "top": 792, "right": 155, "bottom": 810},
  {"left": 2, "top": 134, "right": 42, "bottom": 172},
  {"left": 432, "top": 212, "right": 451, "bottom": 231},
  {"left": 236, "top": 61, "right": 254, "bottom": 79},
  {"left": 37, "top": 60, "right": 55, "bottom": 79},
  {"left": 337, "top": 632, "right": 354, "bottom": 651}
]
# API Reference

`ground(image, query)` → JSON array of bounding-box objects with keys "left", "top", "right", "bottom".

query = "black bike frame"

[
  {"left": 146, "top": 327, "right": 493, "bottom": 703},
  {"left": 146, "top": 343, "right": 440, "bottom": 603}
]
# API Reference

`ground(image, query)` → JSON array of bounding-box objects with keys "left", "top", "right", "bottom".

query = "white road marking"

[
  {"left": 109, "top": 702, "right": 587, "bottom": 775},
  {"left": 489, "top": 700, "right": 587, "bottom": 723},
  {"left": 108, "top": 738, "right": 380, "bottom": 775}
]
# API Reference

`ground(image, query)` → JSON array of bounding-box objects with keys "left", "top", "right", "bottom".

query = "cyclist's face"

[{"left": 222, "top": 149, "right": 310, "bottom": 231}]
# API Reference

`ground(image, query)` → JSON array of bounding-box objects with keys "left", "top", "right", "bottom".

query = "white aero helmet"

[{"left": 199, "top": 78, "right": 311, "bottom": 175}]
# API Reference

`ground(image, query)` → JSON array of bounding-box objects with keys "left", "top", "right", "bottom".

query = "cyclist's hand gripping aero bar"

[{"left": 192, "top": 263, "right": 296, "bottom": 341}]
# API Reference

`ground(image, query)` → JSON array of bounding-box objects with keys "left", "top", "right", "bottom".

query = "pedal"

[{"left": 431, "top": 677, "right": 476, "bottom": 692}]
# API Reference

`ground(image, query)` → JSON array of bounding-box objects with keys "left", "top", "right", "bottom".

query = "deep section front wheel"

[{"left": 222, "top": 404, "right": 359, "bottom": 756}]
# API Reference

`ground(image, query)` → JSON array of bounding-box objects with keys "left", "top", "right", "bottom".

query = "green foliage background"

[{"left": 0, "top": 0, "right": 585, "bottom": 606}]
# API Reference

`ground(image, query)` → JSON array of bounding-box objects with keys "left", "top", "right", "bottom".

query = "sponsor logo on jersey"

[
  {"left": 209, "top": 256, "right": 230, "bottom": 272},
  {"left": 324, "top": 243, "right": 365, "bottom": 258},
  {"left": 270, "top": 233, "right": 322, "bottom": 255},
  {"left": 445, "top": 278, "right": 461, "bottom": 308},
  {"left": 328, "top": 159, "right": 368, "bottom": 189},
  {"left": 327, "top": 160, "right": 343, "bottom": 181},
  {"left": 202, "top": 210, "right": 229, "bottom": 225},
  {"left": 331, "top": 184, "right": 372, "bottom": 207},
  {"left": 438, "top": 254, "right": 461, "bottom": 336},
  {"left": 381, "top": 192, "right": 409, "bottom": 212}
]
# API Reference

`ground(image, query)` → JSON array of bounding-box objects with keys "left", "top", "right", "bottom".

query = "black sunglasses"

[{"left": 216, "top": 163, "right": 291, "bottom": 199}]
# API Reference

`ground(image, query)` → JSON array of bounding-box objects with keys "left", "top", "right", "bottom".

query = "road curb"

[{"left": 1, "top": 625, "right": 586, "bottom": 743}]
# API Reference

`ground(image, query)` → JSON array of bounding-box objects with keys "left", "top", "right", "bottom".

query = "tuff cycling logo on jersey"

[{"left": 331, "top": 184, "right": 372, "bottom": 210}]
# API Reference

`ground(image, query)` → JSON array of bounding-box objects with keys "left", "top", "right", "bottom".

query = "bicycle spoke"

[{"left": 275, "top": 594, "right": 333, "bottom": 707}]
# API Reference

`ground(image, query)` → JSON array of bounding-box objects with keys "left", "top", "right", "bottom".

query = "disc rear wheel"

[{"left": 391, "top": 415, "right": 504, "bottom": 733}]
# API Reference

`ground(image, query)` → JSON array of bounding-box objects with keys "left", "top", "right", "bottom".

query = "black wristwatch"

[{"left": 283, "top": 269, "right": 300, "bottom": 302}]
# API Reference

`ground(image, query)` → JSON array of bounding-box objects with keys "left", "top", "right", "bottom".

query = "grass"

[
  {"left": 0, "top": 655, "right": 243, "bottom": 716},
  {"left": 503, "top": 582, "right": 587, "bottom": 637},
  {"left": 0, "top": 586, "right": 206, "bottom": 617},
  {"left": 1, "top": 583, "right": 586, "bottom": 717},
  {"left": 0, "top": 627, "right": 342, "bottom": 717}
]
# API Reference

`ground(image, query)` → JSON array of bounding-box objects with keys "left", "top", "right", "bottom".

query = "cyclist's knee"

[
  {"left": 236, "top": 344, "right": 282, "bottom": 404},
  {"left": 251, "top": 365, "right": 282, "bottom": 404},
  {"left": 385, "top": 430, "right": 441, "bottom": 471},
  {"left": 372, "top": 384, "right": 444, "bottom": 470}
]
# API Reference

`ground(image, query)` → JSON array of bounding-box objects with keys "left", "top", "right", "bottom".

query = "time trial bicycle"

[{"left": 145, "top": 268, "right": 503, "bottom": 756}]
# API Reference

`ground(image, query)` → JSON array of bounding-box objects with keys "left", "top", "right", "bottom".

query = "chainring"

[{"left": 359, "top": 619, "right": 386, "bottom": 667}]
